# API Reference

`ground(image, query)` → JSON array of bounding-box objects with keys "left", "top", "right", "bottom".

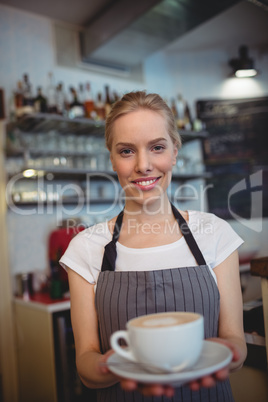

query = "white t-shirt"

[{"left": 59, "top": 210, "right": 243, "bottom": 286}]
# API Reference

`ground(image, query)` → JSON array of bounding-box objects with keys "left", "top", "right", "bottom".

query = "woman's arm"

[
  {"left": 68, "top": 267, "right": 118, "bottom": 389},
  {"left": 214, "top": 249, "right": 247, "bottom": 371},
  {"left": 188, "top": 250, "right": 247, "bottom": 390}
]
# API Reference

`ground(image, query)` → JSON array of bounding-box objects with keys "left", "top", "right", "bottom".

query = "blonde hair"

[{"left": 105, "top": 91, "right": 181, "bottom": 151}]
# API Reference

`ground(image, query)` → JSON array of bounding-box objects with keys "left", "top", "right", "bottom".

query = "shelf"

[
  {"left": 6, "top": 114, "right": 210, "bottom": 208},
  {"left": 7, "top": 113, "right": 208, "bottom": 141},
  {"left": 10, "top": 198, "right": 117, "bottom": 207},
  {"left": 180, "top": 130, "right": 209, "bottom": 143},
  {"left": 7, "top": 167, "right": 211, "bottom": 181},
  {"left": 6, "top": 148, "right": 109, "bottom": 158},
  {"left": 7, "top": 168, "right": 117, "bottom": 180},
  {"left": 173, "top": 171, "right": 211, "bottom": 180},
  {"left": 8, "top": 113, "right": 105, "bottom": 135}
]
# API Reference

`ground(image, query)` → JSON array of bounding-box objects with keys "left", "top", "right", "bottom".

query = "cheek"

[
  {"left": 113, "top": 160, "right": 131, "bottom": 176},
  {"left": 158, "top": 155, "right": 175, "bottom": 172}
]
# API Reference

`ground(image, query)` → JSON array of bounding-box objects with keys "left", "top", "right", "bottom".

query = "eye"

[
  {"left": 152, "top": 145, "right": 165, "bottom": 152},
  {"left": 120, "top": 148, "right": 133, "bottom": 156}
]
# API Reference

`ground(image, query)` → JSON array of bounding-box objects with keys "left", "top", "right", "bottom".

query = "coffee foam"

[
  {"left": 131, "top": 312, "right": 198, "bottom": 328},
  {"left": 142, "top": 316, "right": 179, "bottom": 327}
]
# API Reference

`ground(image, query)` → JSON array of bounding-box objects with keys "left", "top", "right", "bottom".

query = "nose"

[{"left": 135, "top": 150, "right": 152, "bottom": 174}]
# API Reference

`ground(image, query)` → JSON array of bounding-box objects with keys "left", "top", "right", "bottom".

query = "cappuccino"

[
  {"left": 130, "top": 312, "right": 198, "bottom": 328},
  {"left": 110, "top": 311, "right": 204, "bottom": 373}
]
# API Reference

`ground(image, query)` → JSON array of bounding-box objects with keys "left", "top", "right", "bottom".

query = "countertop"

[{"left": 14, "top": 292, "right": 70, "bottom": 313}]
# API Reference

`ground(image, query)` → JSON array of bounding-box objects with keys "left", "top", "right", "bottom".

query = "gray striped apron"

[{"left": 95, "top": 204, "right": 234, "bottom": 401}]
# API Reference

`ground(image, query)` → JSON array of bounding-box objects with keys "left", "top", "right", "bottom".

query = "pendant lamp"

[{"left": 229, "top": 45, "right": 258, "bottom": 78}]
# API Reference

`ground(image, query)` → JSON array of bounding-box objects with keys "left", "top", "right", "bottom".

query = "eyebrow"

[{"left": 115, "top": 137, "right": 168, "bottom": 148}]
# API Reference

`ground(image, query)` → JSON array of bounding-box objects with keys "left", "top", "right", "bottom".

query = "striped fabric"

[{"left": 95, "top": 267, "right": 234, "bottom": 402}]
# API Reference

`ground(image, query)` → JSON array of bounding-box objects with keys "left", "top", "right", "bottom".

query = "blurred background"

[{"left": 0, "top": 1, "right": 268, "bottom": 401}]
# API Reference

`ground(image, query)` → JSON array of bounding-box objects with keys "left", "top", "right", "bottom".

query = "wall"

[
  {"left": 1, "top": 3, "right": 268, "bottom": 282},
  {"left": 0, "top": 4, "right": 144, "bottom": 117}
]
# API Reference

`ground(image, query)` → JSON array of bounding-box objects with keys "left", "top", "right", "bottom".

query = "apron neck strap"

[
  {"left": 101, "top": 204, "right": 207, "bottom": 272},
  {"left": 100, "top": 210, "right": 123, "bottom": 272},
  {"left": 170, "top": 204, "right": 206, "bottom": 266}
]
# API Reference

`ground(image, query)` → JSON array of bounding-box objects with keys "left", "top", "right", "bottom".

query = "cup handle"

[{"left": 110, "top": 330, "right": 136, "bottom": 362}]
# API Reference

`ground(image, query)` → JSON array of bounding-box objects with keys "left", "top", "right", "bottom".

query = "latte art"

[
  {"left": 130, "top": 312, "right": 198, "bottom": 328},
  {"left": 110, "top": 311, "right": 204, "bottom": 372},
  {"left": 143, "top": 317, "right": 180, "bottom": 327}
]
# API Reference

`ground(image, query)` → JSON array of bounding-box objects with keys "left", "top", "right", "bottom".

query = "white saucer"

[{"left": 107, "top": 340, "right": 232, "bottom": 387}]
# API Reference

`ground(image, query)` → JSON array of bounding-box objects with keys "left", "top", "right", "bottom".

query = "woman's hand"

[
  {"left": 99, "top": 350, "right": 175, "bottom": 397},
  {"left": 100, "top": 337, "right": 241, "bottom": 397},
  {"left": 188, "top": 337, "right": 241, "bottom": 391},
  {"left": 120, "top": 380, "right": 176, "bottom": 398}
]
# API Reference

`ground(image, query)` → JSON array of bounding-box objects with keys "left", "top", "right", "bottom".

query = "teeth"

[{"left": 135, "top": 179, "right": 157, "bottom": 186}]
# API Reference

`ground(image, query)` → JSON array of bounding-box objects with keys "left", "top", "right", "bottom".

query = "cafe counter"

[{"left": 14, "top": 293, "right": 73, "bottom": 402}]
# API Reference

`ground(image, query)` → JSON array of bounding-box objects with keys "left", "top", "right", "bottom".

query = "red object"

[
  {"left": 48, "top": 226, "right": 84, "bottom": 287},
  {"left": 16, "top": 292, "right": 70, "bottom": 304},
  {"left": 30, "top": 292, "right": 69, "bottom": 304}
]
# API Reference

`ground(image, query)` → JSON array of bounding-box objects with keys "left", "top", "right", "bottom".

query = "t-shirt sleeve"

[
  {"left": 210, "top": 215, "right": 244, "bottom": 268},
  {"left": 59, "top": 231, "right": 96, "bottom": 284}
]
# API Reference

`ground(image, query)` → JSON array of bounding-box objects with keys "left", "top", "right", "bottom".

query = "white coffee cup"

[{"left": 110, "top": 311, "right": 204, "bottom": 373}]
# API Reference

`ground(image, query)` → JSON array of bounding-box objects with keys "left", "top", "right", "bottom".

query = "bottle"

[
  {"left": 49, "top": 264, "right": 63, "bottom": 300},
  {"left": 55, "top": 82, "right": 67, "bottom": 115},
  {"left": 21, "top": 73, "right": 33, "bottom": 106},
  {"left": 112, "top": 90, "right": 120, "bottom": 103},
  {"left": 9, "top": 91, "right": 17, "bottom": 122},
  {"left": 94, "top": 92, "right": 106, "bottom": 120},
  {"left": 184, "top": 102, "right": 192, "bottom": 131},
  {"left": 176, "top": 94, "right": 186, "bottom": 129},
  {"left": 69, "top": 87, "right": 84, "bottom": 118},
  {"left": 170, "top": 98, "right": 178, "bottom": 119},
  {"left": 14, "top": 81, "right": 24, "bottom": 109},
  {"left": 46, "top": 72, "right": 57, "bottom": 113},
  {"left": 78, "top": 83, "right": 86, "bottom": 104},
  {"left": 84, "top": 82, "right": 95, "bottom": 119},
  {"left": 34, "top": 87, "right": 48, "bottom": 113},
  {"left": 104, "top": 85, "right": 112, "bottom": 118}
]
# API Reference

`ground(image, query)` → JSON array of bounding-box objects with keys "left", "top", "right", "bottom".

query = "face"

[{"left": 110, "top": 109, "right": 178, "bottom": 209}]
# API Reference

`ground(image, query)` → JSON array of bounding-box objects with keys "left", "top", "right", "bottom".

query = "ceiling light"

[{"left": 229, "top": 45, "right": 258, "bottom": 78}]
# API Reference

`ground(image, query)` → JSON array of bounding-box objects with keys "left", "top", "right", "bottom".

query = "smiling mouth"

[{"left": 132, "top": 178, "right": 160, "bottom": 187}]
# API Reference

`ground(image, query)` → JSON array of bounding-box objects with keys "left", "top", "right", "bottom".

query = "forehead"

[{"left": 112, "top": 109, "right": 168, "bottom": 138}]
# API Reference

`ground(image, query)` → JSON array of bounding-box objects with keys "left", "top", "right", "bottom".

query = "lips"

[{"left": 131, "top": 177, "right": 160, "bottom": 190}]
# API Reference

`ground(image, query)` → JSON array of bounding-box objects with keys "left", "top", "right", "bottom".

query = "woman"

[{"left": 60, "top": 91, "right": 247, "bottom": 401}]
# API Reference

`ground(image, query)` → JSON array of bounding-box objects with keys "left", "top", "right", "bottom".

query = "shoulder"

[
  {"left": 188, "top": 210, "right": 230, "bottom": 234},
  {"left": 70, "top": 221, "right": 112, "bottom": 249},
  {"left": 188, "top": 210, "right": 243, "bottom": 268}
]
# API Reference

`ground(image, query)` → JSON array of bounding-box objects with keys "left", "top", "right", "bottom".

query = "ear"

[{"left": 172, "top": 145, "right": 178, "bottom": 166}]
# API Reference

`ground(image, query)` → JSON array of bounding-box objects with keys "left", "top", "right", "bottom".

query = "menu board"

[{"left": 196, "top": 97, "right": 268, "bottom": 220}]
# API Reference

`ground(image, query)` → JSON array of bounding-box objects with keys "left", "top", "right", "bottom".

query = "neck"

[{"left": 124, "top": 195, "right": 173, "bottom": 224}]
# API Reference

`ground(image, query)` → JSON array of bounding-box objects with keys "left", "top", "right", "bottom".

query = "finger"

[
  {"left": 139, "top": 384, "right": 164, "bottom": 397},
  {"left": 214, "top": 367, "right": 229, "bottom": 381},
  {"left": 209, "top": 338, "right": 240, "bottom": 362},
  {"left": 200, "top": 375, "right": 216, "bottom": 388},
  {"left": 163, "top": 385, "right": 175, "bottom": 397},
  {"left": 120, "top": 379, "right": 138, "bottom": 392},
  {"left": 98, "top": 350, "right": 115, "bottom": 374},
  {"left": 188, "top": 380, "right": 201, "bottom": 391}
]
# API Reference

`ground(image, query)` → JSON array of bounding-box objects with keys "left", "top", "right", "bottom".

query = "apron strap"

[
  {"left": 101, "top": 210, "right": 124, "bottom": 272},
  {"left": 171, "top": 203, "right": 207, "bottom": 266},
  {"left": 101, "top": 204, "right": 207, "bottom": 272}
]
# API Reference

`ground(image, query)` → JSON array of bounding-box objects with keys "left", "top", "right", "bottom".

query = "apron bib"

[{"left": 95, "top": 205, "right": 234, "bottom": 402}]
